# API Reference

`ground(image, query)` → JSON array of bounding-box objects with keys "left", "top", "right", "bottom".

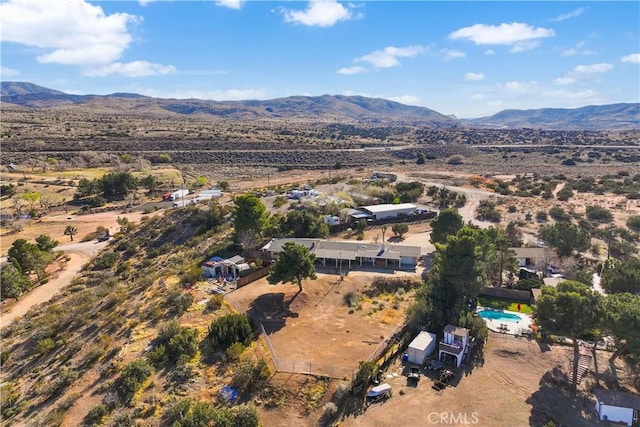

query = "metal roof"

[
  {"left": 262, "top": 238, "right": 421, "bottom": 261},
  {"left": 594, "top": 389, "right": 640, "bottom": 409},
  {"left": 361, "top": 203, "right": 417, "bottom": 214}
]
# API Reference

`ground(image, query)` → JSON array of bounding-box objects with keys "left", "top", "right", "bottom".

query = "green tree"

[
  {"left": 22, "top": 192, "right": 41, "bottom": 211},
  {"left": 505, "top": 221, "right": 523, "bottom": 247},
  {"left": 602, "top": 293, "right": 640, "bottom": 365},
  {"left": 391, "top": 223, "right": 409, "bottom": 238},
  {"left": 356, "top": 219, "right": 367, "bottom": 234},
  {"left": 35, "top": 234, "right": 59, "bottom": 252},
  {"left": 267, "top": 242, "right": 316, "bottom": 292},
  {"left": 430, "top": 208, "right": 463, "bottom": 245},
  {"left": 601, "top": 258, "right": 640, "bottom": 294},
  {"left": 233, "top": 405, "right": 260, "bottom": 427},
  {"left": 98, "top": 171, "right": 138, "bottom": 199},
  {"left": 7, "top": 239, "right": 42, "bottom": 274},
  {"left": 218, "top": 181, "right": 229, "bottom": 192},
  {"left": 540, "top": 222, "right": 590, "bottom": 258},
  {"left": 75, "top": 177, "right": 98, "bottom": 199},
  {"left": 1, "top": 264, "right": 31, "bottom": 300},
  {"left": 279, "top": 210, "right": 328, "bottom": 238},
  {"left": 140, "top": 175, "right": 158, "bottom": 195},
  {"left": 535, "top": 281, "right": 602, "bottom": 390},
  {"left": 64, "top": 225, "right": 78, "bottom": 241},
  {"left": 233, "top": 193, "right": 268, "bottom": 240}
]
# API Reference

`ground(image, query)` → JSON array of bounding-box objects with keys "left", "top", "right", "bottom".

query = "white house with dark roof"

[
  {"left": 594, "top": 389, "right": 640, "bottom": 426},
  {"left": 261, "top": 238, "right": 421, "bottom": 271}
]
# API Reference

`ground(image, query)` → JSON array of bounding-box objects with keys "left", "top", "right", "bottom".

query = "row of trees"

[{"left": 536, "top": 281, "right": 640, "bottom": 389}]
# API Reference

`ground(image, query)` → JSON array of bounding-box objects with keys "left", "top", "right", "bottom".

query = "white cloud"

[
  {"left": 282, "top": 0, "right": 353, "bottom": 27},
  {"left": 137, "top": 87, "right": 267, "bottom": 101},
  {"left": 387, "top": 95, "right": 421, "bottom": 105},
  {"left": 551, "top": 7, "right": 587, "bottom": 22},
  {"left": 1, "top": 66, "right": 20, "bottom": 77},
  {"left": 471, "top": 93, "right": 485, "bottom": 100},
  {"left": 336, "top": 66, "right": 367, "bottom": 75},
  {"left": 355, "top": 45, "right": 427, "bottom": 69},
  {"left": 84, "top": 61, "right": 176, "bottom": 77},
  {"left": 541, "top": 89, "right": 596, "bottom": 100},
  {"left": 554, "top": 77, "right": 576, "bottom": 85},
  {"left": 621, "top": 53, "right": 640, "bottom": 64},
  {"left": 449, "top": 22, "right": 555, "bottom": 52},
  {"left": 484, "top": 49, "right": 495, "bottom": 55},
  {"left": 561, "top": 40, "right": 596, "bottom": 56},
  {"left": 574, "top": 63, "right": 613, "bottom": 74},
  {"left": 441, "top": 49, "right": 466, "bottom": 60},
  {"left": 216, "top": 0, "right": 244, "bottom": 10},
  {"left": 139, "top": 0, "right": 156, "bottom": 6},
  {"left": 554, "top": 62, "right": 613, "bottom": 85},
  {"left": 464, "top": 72, "right": 485, "bottom": 81},
  {"left": 0, "top": 0, "right": 139, "bottom": 66},
  {"left": 503, "top": 81, "right": 535, "bottom": 93}
]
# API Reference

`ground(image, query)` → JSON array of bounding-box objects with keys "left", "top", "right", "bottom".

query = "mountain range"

[{"left": 2, "top": 81, "right": 638, "bottom": 131}]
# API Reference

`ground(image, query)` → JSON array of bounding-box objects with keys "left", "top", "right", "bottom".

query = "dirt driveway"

[{"left": 0, "top": 240, "right": 109, "bottom": 327}]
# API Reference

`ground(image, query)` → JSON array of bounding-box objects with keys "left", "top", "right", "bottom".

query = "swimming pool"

[{"left": 477, "top": 309, "right": 522, "bottom": 322}]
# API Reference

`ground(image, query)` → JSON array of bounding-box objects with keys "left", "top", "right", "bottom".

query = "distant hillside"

[
  {"left": 464, "top": 103, "right": 640, "bottom": 131},
  {"left": 0, "top": 81, "right": 458, "bottom": 127},
  {"left": 0, "top": 81, "right": 67, "bottom": 96}
]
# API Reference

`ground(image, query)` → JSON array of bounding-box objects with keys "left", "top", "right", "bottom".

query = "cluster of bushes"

[
  {"left": 365, "top": 276, "right": 421, "bottom": 297},
  {"left": 164, "top": 399, "right": 259, "bottom": 426}
]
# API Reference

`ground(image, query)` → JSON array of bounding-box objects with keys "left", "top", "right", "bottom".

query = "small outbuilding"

[
  {"left": 594, "top": 389, "right": 640, "bottom": 426},
  {"left": 406, "top": 331, "right": 436, "bottom": 365}
]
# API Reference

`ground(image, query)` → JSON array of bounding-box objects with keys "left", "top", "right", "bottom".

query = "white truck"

[{"left": 169, "top": 189, "right": 189, "bottom": 201}]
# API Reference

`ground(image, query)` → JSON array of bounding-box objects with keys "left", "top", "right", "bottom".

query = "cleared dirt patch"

[{"left": 226, "top": 271, "right": 414, "bottom": 377}]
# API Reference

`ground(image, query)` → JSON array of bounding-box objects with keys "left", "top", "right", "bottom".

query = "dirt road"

[{"left": 0, "top": 240, "right": 109, "bottom": 327}]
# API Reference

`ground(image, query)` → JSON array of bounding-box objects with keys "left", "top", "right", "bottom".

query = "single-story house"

[
  {"left": 361, "top": 203, "right": 417, "bottom": 221},
  {"left": 261, "top": 238, "right": 421, "bottom": 270},
  {"left": 594, "top": 389, "right": 640, "bottom": 426},
  {"left": 438, "top": 324, "right": 470, "bottom": 367},
  {"left": 511, "top": 247, "right": 550, "bottom": 268},
  {"left": 202, "top": 255, "right": 251, "bottom": 280}
]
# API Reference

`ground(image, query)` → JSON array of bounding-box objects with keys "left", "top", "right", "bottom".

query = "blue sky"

[{"left": 1, "top": 0, "right": 638, "bottom": 118}]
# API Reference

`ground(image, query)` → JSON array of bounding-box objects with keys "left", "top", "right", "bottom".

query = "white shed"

[
  {"left": 594, "top": 389, "right": 640, "bottom": 426},
  {"left": 406, "top": 331, "right": 436, "bottom": 365},
  {"left": 361, "top": 203, "right": 417, "bottom": 220}
]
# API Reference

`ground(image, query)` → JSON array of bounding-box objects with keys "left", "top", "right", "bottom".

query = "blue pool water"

[{"left": 477, "top": 310, "right": 522, "bottom": 322}]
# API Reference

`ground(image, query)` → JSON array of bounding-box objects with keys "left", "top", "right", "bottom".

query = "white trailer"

[
  {"left": 407, "top": 331, "right": 436, "bottom": 365},
  {"left": 169, "top": 189, "right": 189, "bottom": 201},
  {"left": 200, "top": 189, "right": 222, "bottom": 197}
]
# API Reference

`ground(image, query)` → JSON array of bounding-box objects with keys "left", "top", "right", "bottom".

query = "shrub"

[
  {"left": 205, "top": 294, "right": 224, "bottom": 312},
  {"left": 115, "top": 359, "right": 154, "bottom": 403},
  {"left": 391, "top": 223, "right": 409, "bottom": 238},
  {"left": 231, "top": 359, "right": 270, "bottom": 394},
  {"left": 446, "top": 154, "right": 465, "bottom": 165},
  {"left": 93, "top": 252, "right": 118, "bottom": 271},
  {"left": 586, "top": 205, "right": 613, "bottom": 223},
  {"left": 35, "top": 337, "right": 56, "bottom": 356},
  {"left": 226, "top": 342, "right": 245, "bottom": 362},
  {"left": 626, "top": 215, "right": 640, "bottom": 232},
  {"left": 84, "top": 404, "right": 109, "bottom": 425},
  {"left": 206, "top": 313, "right": 254, "bottom": 352},
  {"left": 233, "top": 405, "right": 260, "bottom": 427}
]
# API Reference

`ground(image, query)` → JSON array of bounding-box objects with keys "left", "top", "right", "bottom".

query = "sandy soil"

[{"left": 226, "top": 271, "right": 415, "bottom": 378}]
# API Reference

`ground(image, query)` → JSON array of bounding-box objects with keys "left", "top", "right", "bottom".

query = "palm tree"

[{"left": 64, "top": 225, "right": 78, "bottom": 241}]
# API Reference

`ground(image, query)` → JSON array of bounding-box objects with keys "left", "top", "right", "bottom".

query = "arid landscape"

[{"left": 1, "top": 82, "right": 639, "bottom": 427}]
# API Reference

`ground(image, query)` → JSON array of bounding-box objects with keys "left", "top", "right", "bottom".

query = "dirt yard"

[
  {"left": 339, "top": 333, "right": 606, "bottom": 427},
  {"left": 226, "top": 271, "right": 416, "bottom": 378}
]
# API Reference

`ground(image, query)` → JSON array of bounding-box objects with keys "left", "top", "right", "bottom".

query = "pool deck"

[{"left": 476, "top": 307, "right": 532, "bottom": 336}]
